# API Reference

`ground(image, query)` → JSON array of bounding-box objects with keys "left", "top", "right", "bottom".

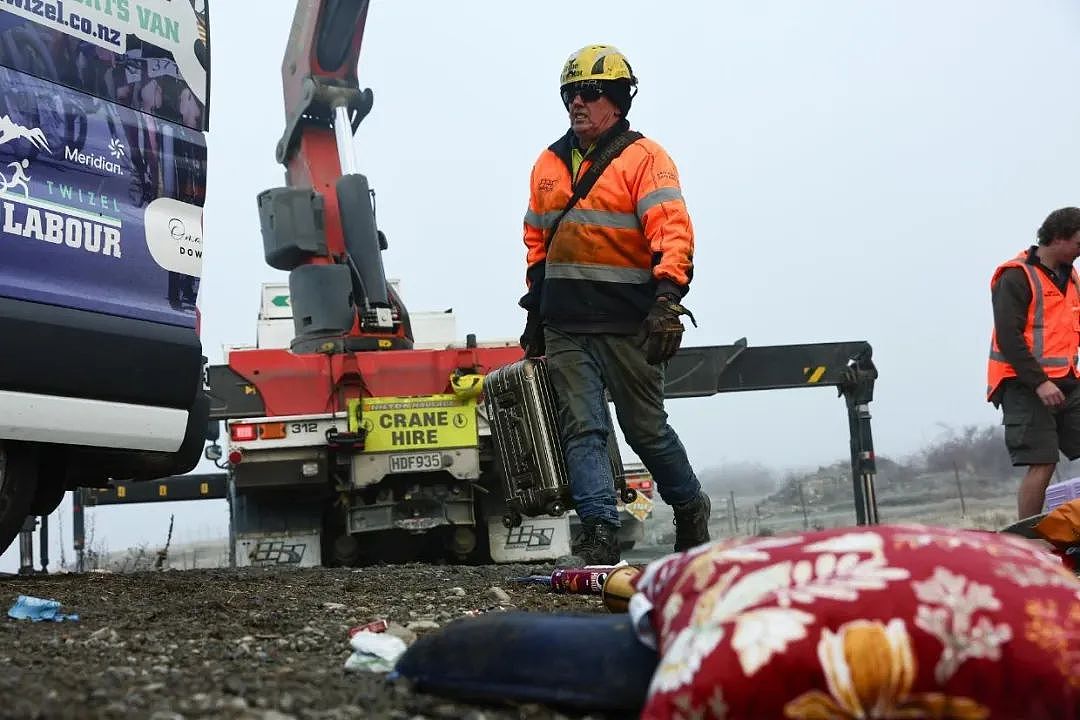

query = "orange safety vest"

[
  {"left": 520, "top": 120, "right": 694, "bottom": 331},
  {"left": 986, "top": 251, "right": 1080, "bottom": 400}
]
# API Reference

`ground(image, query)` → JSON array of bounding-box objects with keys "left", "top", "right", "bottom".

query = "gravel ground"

[{"left": 0, "top": 565, "right": 622, "bottom": 720}]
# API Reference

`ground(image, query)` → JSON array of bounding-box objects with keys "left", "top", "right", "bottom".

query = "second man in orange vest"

[{"left": 988, "top": 206, "right": 1080, "bottom": 519}]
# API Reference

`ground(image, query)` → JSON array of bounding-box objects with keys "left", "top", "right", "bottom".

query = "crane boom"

[{"left": 258, "top": 0, "right": 412, "bottom": 354}]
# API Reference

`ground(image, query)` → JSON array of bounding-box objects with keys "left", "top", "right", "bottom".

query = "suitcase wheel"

[
  {"left": 502, "top": 510, "right": 522, "bottom": 529},
  {"left": 621, "top": 488, "right": 638, "bottom": 504}
]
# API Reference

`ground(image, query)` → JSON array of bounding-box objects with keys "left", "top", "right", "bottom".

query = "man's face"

[
  {"left": 563, "top": 82, "right": 620, "bottom": 144},
  {"left": 1062, "top": 230, "right": 1080, "bottom": 264}
]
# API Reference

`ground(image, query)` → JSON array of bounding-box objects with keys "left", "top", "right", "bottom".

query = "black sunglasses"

[{"left": 561, "top": 80, "right": 605, "bottom": 107}]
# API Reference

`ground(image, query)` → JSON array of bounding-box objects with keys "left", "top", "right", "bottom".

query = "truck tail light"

[
  {"left": 230, "top": 423, "right": 257, "bottom": 442},
  {"left": 230, "top": 422, "right": 288, "bottom": 442}
]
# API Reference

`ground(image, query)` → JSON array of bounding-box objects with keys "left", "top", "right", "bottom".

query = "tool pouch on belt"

[{"left": 639, "top": 297, "right": 698, "bottom": 365}]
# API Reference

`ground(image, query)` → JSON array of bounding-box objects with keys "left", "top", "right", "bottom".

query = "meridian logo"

[{"left": 64, "top": 145, "right": 124, "bottom": 175}]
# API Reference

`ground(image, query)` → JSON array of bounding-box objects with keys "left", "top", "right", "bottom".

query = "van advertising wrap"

[
  {"left": 0, "top": 64, "right": 206, "bottom": 326},
  {"left": 0, "top": 0, "right": 210, "bottom": 131}
]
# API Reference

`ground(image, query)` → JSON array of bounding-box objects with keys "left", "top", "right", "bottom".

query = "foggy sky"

[{"left": 5, "top": 0, "right": 1079, "bottom": 571}]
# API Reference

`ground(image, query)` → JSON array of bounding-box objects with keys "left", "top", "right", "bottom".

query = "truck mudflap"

[
  {"left": 235, "top": 531, "right": 322, "bottom": 568},
  {"left": 485, "top": 513, "right": 571, "bottom": 563},
  {"left": 230, "top": 488, "right": 324, "bottom": 568}
]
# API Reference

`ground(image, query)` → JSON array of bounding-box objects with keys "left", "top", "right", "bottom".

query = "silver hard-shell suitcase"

[{"left": 482, "top": 357, "right": 635, "bottom": 528}]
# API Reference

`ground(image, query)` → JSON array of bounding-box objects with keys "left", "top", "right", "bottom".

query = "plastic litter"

[
  {"left": 7, "top": 595, "right": 79, "bottom": 622},
  {"left": 348, "top": 618, "right": 388, "bottom": 637},
  {"left": 344, "top": 629, "right": 407, "bottom": 673}
]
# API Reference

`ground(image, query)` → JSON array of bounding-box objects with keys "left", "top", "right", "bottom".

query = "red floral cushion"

[{"left": 631, "top": 524, "right": 1080, "bottom": 719}]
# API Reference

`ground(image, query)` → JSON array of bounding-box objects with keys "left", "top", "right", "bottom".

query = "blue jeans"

[{"left": 544, "top": 327, "right": 701, "bottom": 527}]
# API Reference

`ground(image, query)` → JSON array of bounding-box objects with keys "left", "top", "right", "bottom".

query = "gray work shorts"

[{"left": 1000, "top": 380, "right": 1080, "bottom": 465}]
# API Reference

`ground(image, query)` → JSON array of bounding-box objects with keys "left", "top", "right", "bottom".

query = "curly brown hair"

[{"left": 1037, "top": 207, "right": 1080, "bottom": 245}]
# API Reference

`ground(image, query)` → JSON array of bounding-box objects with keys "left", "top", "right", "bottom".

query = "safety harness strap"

[{"left": 544, "top": 130, "right": 644, "bottom": 250}]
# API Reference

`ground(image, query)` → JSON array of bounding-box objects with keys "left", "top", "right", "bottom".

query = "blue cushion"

[{"left": 393, "top": 611, "right": 658, "bottom": 713}]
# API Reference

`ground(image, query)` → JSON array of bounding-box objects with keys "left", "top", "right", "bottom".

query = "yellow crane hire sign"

[{"left": 347, "top": 395, "right": 479, "bottom": 452}]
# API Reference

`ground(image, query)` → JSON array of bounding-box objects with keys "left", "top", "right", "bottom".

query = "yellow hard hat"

[{"left": 559, "top": 45, "right": 637, "bottom": 88}]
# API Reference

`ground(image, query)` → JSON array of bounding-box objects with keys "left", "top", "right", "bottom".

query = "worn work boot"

[
  {"left": 564, "top": 518, "right": 621, "bottom": 566},
  {"left": 672, "top": 491, "right": 712, "bottom": 552}
]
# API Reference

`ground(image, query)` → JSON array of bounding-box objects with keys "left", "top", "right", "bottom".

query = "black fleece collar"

[{"left": 547, "top": 118, "right": 632, "bottom": 172}]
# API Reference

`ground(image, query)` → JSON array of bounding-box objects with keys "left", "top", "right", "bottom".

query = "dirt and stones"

[{"left": 0, "top": 564, "right": 620, "bottom": 720}]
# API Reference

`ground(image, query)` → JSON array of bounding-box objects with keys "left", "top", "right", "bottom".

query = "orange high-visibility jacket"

[
  {"left": 520, "top": 120, "right": 694, "bottom": 333},
  {"left": 987, "top": 251, "right": 1080, "bottom": 400}
]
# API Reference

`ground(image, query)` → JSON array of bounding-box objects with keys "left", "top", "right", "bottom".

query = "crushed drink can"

[{"left": 550, "top": 565, "right": 625, "bottom": 594}]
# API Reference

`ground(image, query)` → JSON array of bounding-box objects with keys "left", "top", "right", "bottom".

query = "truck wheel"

[
  {"left": 332, "top": 533, "right": 361, "bottom": 566},
  {"left": 0, "top": 442, "right": 38, "bottom": 557}
]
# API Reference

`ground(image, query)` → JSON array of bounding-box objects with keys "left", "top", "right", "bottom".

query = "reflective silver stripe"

[
  {"left": 1026, "top": 265, "right": 1046, "bottom": 359},
  {"left": 524, "top": 209, "right": 560, "bottom": 230},
  {"left": 527, "top": 208, "right": 642, "bottom": 230},
  {"left": 989, "top": 265, "right": 1077, "bottom": 368},
  {"left": 636, "top": 187, "right": 683, "bottom": 218},
  {"left": 990, "top": 349, "right": 1075, "bottom": 366},
  {"left": 562, "top": 208, "right": 640, "bottom": 230},
  {"left": 546, "top": 262, "right": 652, "bottom": 284}
]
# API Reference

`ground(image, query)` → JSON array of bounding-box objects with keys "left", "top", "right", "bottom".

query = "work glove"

[
  {"left": 638, "top": 296, "right": 697, "bottom": 365},
  {"left": 520, "top": 313, "right": 545, "bottom": 358}
]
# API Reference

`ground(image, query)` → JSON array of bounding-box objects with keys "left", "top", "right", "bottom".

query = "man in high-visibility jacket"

[
  {"left": 988, "top": 206, "right": 1080, "bottom": 520},
  {"left": 518, "top": 45, "right": 710, "bottom": 565}
]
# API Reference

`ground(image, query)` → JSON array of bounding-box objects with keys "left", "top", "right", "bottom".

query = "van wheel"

[{"left": 0, "top": 442, "right": 38, "bottom": 558}]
